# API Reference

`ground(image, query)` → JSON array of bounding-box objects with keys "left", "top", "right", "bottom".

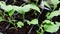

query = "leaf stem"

[
  {"left": 8, "top": 17, "right": 17, "bottom": 30},
  {"left": 22, "top": 13, "right": 25, "bottom": 23},
  {"left": 37, "top": 24, "right": 44, "bottom": 34},
  {"left": 32, "top": 0, "right": 39, "bottom": 15}
]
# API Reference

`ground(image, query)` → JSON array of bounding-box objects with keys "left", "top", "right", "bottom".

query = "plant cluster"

[
  {"left": 37, "top": 0, "right": 60, "bottom": 34},
  {"left": 0, "top": 0, "right": 40, "bottom": 29},
  {"left": 0, "top": 0, "right": 60, "bottom": 34}
]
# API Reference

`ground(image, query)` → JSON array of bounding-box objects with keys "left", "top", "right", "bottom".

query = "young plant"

[
  {"left": 0, "top": 1, "right": 41, "bottom": 30},
  {"left": 0, "top": 1, "right": 24, "bottom": 29},
  {"left": 37, "top": 0, "right": 60, "bottom": 34},
  {"left": 27, "top": 19, "right": 38, "bottom": 25}
]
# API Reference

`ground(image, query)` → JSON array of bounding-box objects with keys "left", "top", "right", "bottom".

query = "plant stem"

[
  {"left": 32, "top": 0, "right": 39, "bottom": 15},
  {"left": 22, "top": 13, "right": 25, "bottom": 23},
  {"left": 8, "top": 17, "right": 17, "bottom": 30},
  {"left": 37, "top": 24, "right": 44, "bottom": 34},
  {"left": 28, "top": 0, "right": 30, "bottom": 3},
  {"left": 36, "top": 0, "right": 39, "bottom": 5},
  {"left": 53, "top": 5, "right": 57, "bottom": 11}
]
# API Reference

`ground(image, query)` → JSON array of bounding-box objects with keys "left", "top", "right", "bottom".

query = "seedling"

[
  {"left": 0, "top": 0, "right": 60, "bottom": 34},
  {"left": 37, "top": 0, "right": 60, "bottom": 34},
  {"left": 0, "top": 1, "right": 40, "bottom": 30}
]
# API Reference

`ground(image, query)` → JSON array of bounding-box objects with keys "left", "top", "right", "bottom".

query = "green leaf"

[
  {"left": 43, "top": 20, "right": 59, "bottom": 33},
  {"left": 14, "top": 4, "right": 41, "bottom": 14},
  {"left": 51, "top": 0, "right": 60, "bottom": 9},
  {"left": 43, "top": 20, "right": 54, "bottom": 25},
  {"left": 1, "top": 5, "right": 13, "bottom": 12},
  {"left": 31, "top": 19, "right": 38, "bottom": 24},
  {"left": 0, "top": 2, "right": 13, "bottom": 12},
  {"left": 0, "top": 1, "right": 13, "bottom": 12},
  {"left": 47, "top": 10, "right": 60, "bottom": 19},
  {"left": 13, "top": 6, "right": 22, "bottom": 11},
  {"left": 18, "top": 8, "right": 25, "bottom": 14},
  {"left": 44, "top": 1, "right": 50, "bottom": 9},
  {"left": 8, "top": 10, "right": 15, "bottom": 17},
  {"left": 0, "top": 10, "right": 2, "bottom": 14},
  {"left": 13, "top": 6, "right": 25, "bottom": 14},
  {"left": 46, "top": 12, "right": 50, "bottom": 18},
  {"left": 0, "top": 1, "right": 6, "bottom": 6},
  {"left": 27, "top": 20, "right": 31, "bottom": 25},
  {"left": 0, "top": 16, "right": 4, "bottom": 21},
  {"left": 27, "top": 19, "right": 38, "bottom": 25},
  {"left": 17, "top": 21, "right": 24, "bottom": 28},
  {"left": 0, "top": 1, "right": 7, "bottom": 11},
  {"left": 29, "top": 4, "right": 41, "bottom": 13},
  {"left": 22, "top": 5, "right": 31, "bottom": 12},
  {"left": 44, "top": 24, "right": 59, "bottom": 33},
  {"left": 56, "top": 22, "right": 60, "bottom": 26},
  {"left": 59, "top": 8, "right": 60, "bottom": 11},
  {"left": 23, "top": 4, "right": 41, "bottom": 13},
  {"left": 6, "top": 5, "right": 13, "bottom": 11},
  {"left": 51, "top": 0, "right": 59, "bottom": 5}
]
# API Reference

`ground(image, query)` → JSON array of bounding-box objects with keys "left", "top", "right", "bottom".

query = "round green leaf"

[
  {"left": 27, "top": 19, "right": 38, "bottom": 25},
  {"left": 30, "top": 19, "right": 38, "bottom": 24},
  {"left": 17, "top": 21, "right": 24, "bottom": 28},
  {"left": 44, "top": 24, "right": 59, "bottom": 33}
]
